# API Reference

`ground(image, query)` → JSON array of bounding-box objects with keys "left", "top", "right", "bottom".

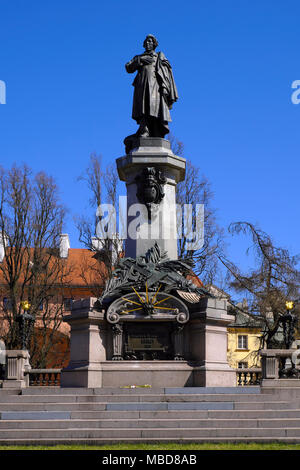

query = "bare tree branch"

[
  {"left": 0, "top": 164, "right": 72, "bottom": 367},
  {"left": 168, "top": 134, "right": 224, "bottom": 285},
  {"left": 221, "top": 221, "right": 300, "bottom": 347}
]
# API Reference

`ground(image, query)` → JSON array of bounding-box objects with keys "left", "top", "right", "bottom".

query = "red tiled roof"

[
  {"left": 0, "top": 247, "right": 203, "bottom": 290},
  {"left": 62, "top": 248, "right": 107, "bottom": 287}
]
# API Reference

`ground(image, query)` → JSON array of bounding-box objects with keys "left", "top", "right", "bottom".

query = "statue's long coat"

[{"left": 125, "top": 51, "right": 178, "bottom": 133}]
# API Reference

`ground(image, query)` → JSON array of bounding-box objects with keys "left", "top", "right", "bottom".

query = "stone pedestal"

[
  {"left": 116, "top": 138, "right": 186, "bottom": 260},
  {"left": 61, "top": 140, "right": 236, "bottom": 389},
  {"left": 100, "top": 361, "right": 194, "bottom": 387},
  {"left": 2, "top": 350, "right": 31, "bottom": 389},
  {"left": 188, "top": 297, "right": 236, "bottom": 387},
  {"left": 61, "top": 296, "right": 236, "bottom": 388},
  {"left": 60, "top": 298, "right": 107, "bottom": 388}
]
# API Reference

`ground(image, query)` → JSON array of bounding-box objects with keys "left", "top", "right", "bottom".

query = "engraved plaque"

[
  {"left": 128, "top": 334, "right": 165, "bottom": 351},
  {"left": 124, "top": 323, "right": 173, "bottom": 360}
]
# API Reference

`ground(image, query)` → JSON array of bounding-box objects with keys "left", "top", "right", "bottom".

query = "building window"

[
  {"left": 3, "top": 297, "right": 12, "bottom": 311},
  {"left": 238, "top": 335, "right": 248, "bottom": 350},
  {"left": 238, "top": 362, "right": 248, "bottom": 369},
  {"left": 63, "top": 298, "right": 73, "bottom": 311}
]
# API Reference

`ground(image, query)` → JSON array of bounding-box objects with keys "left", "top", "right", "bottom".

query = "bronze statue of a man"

[{"left": 125, "top": 35, "right": 178, "bottom": 140}]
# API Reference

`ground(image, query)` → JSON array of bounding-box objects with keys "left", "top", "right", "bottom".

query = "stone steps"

[
  {"left": 1, "top": 417, "right": 300, "bottom": 429},
  {"left": 0, "top": 394, "right": 283, "bottom": 403},
  {"left": 1, "top": 437, "right": 300, "bottom": 445},
  {"left": 1, "top": 386, "right": 300, "bottom": 443},
  {"left": 0, "top": 401, "right": 297, "bottom": 411},
  {"left": 0, "top": 427, "right": 297, "bottom": 439},
  {"left": 20, "top": 386, "right": 260, "bottom": 395},
  {"left": 0, "top": 437, "right": 299, "bottom": 445},
  {"left": 2, "top": 408, "right": 300, "bottom": 420},
  {"left": 69, "top": 409, "right": 300, "bottom": 419}
]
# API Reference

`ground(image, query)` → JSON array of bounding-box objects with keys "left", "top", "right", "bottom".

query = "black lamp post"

[
  {"left": 279, "top": 301, "right": 298, "bottom": 377},
  {"left": 16, "top": 301, "right": 34, "bottom": 350},
  {"left": 281, "top": 301, "right": 297, "bottom": 349}
]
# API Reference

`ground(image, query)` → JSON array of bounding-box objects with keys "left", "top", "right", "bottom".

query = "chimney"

[
  {"left": 91, "top": 236, "right": 104, "bottom": 251},
  {"left": 91, "top": 235, "right": 123, "bottom": 265},
  {"left": 59, "top": 234, "right": 70, "bottom": 258},
  {"left": 0, "top": 233, "right": 8, "bottom": 263}
]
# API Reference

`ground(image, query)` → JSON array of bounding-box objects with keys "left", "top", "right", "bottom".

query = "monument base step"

[
  {"left": 1, "top": 386, "right": 300, "bottom": 443},
  {"left": 61, "top": 361, "right": 236, "bottom": 388}
]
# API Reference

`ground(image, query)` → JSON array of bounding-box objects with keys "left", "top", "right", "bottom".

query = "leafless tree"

[
  {"left": 0, "top": 164, "right": 72, "bottom": 367},
  {"left": 168, "top": 134, "right": 224, "bottom": 285},
  {"left": 76, "top": 153, "right": 103, "bottom": 247},
  {"left": 219, "top": 221, "right": 300, "bottom": 347},
  {"left": 76, "top": 154, "right": 124, "bottom": 287}
]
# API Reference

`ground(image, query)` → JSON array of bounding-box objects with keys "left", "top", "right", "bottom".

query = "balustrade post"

[
  {"left": 2, "top": 350, "right": 31, "bottom": 389},
  {"left": 260, "top": 349, "right": 300, "bottom": 385},
  {"left": 261, "top": 351, "right": 279, "bottom": 380}
]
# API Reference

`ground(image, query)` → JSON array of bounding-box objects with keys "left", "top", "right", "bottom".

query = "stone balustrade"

[
  {"left": 2, "top": 350, "right": 31, "bottom": 389},
  {"left": 260, "top": 349, "right": 300, "bottom": 384},
  {"left": 236, "top": 368, "right": 261, "bottom": 386},
  {"left": 28, "top": 369, "right": 61, "bottom": 386}
]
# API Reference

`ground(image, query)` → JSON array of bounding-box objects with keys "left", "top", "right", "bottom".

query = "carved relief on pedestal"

[
  {"left": 111, "top": 323, "right": 123, "bottom": 361},
  {"left": 173, "top": 324, "right": 185, "bottom": 361},
  {"left": 106, "top": 286, "right": 190, "bottom": 360},
  {"left": 135, "top": 167, "right": 167, "bottom": 219}
]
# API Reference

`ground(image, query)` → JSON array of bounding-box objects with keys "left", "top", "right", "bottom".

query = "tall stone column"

[{"left": 116, "top": 138, "right": 186, "bottom": 260}]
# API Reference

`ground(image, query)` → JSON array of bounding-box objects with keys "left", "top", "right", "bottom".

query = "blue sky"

[{"left": 0, "top": 0, "right": 299, "bottom": 273}]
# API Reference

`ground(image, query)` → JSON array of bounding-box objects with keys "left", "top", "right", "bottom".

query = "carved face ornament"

[{"left": 135, "top": 167, "right": 167, "bottom": 219}]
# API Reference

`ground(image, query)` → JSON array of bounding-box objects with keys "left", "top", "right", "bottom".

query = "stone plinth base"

[
  {"left": 61, "top": 360, "right": 236, "bottom": 388},
  {"left": 261, "top": 379, "right": 300, "bottom": 388},
  {"left": 101, "top": 361, "right": 235, "bottom": 388},
  {"left": 187, "top": 298, "right": 236, "bottom": 387},
  {"left": 101, "top": 361, "right": 193, "bottom": 388},
  {"left": 192, "top": 363, "right": 236, "bottom": 387},
  {"left": 61, "top": 297, "right": 236, "bottom": 388},
  {"left": 61, "top": 364, "right": 103, "bottom": 388},
  {"left": 2, "top": 350, "right": 30, "bottom": 389},
  {"left": 62, "top": 361, "right": 194, "bottom": 388}
]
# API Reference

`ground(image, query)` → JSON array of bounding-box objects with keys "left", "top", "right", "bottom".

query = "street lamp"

[
  {"left": 286, "top": 301, "right": 294, "bottom": 311},
  {"left": 16, "top": 301, "right": 35, "bottom": 350},
  {"left": 277, "top": 301, "right": 298, "bottom": 378},
  {"left": 281, "top": 301, "right": 297, "bottom": 350}
]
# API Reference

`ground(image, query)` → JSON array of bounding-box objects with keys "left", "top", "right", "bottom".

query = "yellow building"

[
  {"left": 227, "top": 310, "right": 263, "bottom": 370},
  {"left": 207, "top": 286, "right": 264, "bottom": 370}
]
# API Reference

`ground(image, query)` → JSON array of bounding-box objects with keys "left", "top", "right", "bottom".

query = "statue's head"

[{"left": 143, "top": 34, "right": 158, "bottom": 51}]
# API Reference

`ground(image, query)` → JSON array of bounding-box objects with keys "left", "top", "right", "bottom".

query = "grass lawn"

[{"left": 0, "top": 443, "right": 300, "bottom": 450}]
